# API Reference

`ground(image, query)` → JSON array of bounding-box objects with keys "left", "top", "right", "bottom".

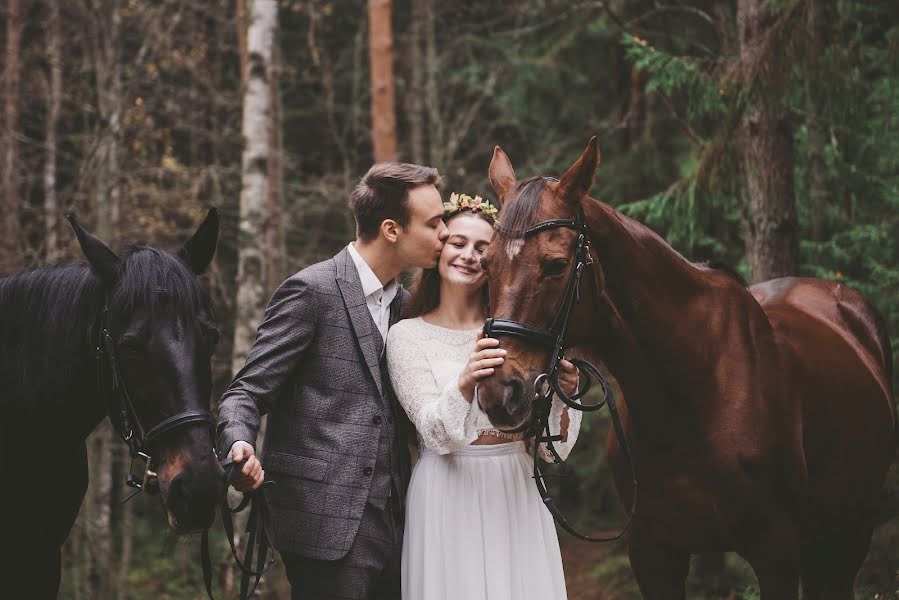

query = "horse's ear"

[
  {"left": 178, "top": 207, "right": 219, "bottom": 274},
  {"left": 488, "top": 146, "right": 516, "bottom": 205},
  {"left": 66, "top": 214, "right": 121, "bottom": 285},
  {"left": 557, "top": 136, "right": 601, "bottom": 205}
]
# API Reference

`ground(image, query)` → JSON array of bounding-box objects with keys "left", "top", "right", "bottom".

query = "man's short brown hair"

[{"left": 349, "top": 163, "right": 442, "bottom": 242}]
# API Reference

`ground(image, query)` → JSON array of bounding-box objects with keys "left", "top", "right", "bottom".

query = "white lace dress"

[{"left": 386, "top": 317, "right": 582, "bottom": 600}]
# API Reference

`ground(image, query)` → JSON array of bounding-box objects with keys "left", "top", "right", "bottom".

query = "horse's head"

[
  {"left": 479, "top": 138, "right": 603, "bottom": 430},
  {"left": 68, "top": 210, "right": 226, "bottom": 533}
]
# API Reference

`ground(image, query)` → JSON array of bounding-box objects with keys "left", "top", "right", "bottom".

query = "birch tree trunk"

[
  {"left": 368, "top": 0, "right": 398, "bottom": 162},
  {"left": 44, "top": 0, "right": 63, "bottom": 262},
  {"left": 2, "top": 0, "right": 23, "bottom": 274},
  {"left": 232, "top": 0, "right": 278, "bottom": 375},
  {"left": 738, "top": 0, "right": 799, "bottom": 283},
  {"left": 265, "top": 39, "right": 285, "bottom": 292}
]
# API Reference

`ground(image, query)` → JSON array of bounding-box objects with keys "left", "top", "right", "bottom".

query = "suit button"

[
  {"left": 363, "top": 467, "right": 373, "bottom": 476},
  {"left": 372, "top": 415, "right": 383, "bottom": 425}
]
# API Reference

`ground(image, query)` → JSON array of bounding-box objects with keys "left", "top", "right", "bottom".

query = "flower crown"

[{"left": 443, "top": 193, "right": 499, "bottom": 220}]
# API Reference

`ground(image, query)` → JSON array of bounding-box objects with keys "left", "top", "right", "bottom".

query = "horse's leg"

[
  {"left": 628, "top": 533, "right": 690, "bottom": 600},
  {"left": 800, "top": 520, "right": 876, "bottom": 600},
  {"left": 740, "top": 513, "right": 802, "bottom": 600},
  {"left": 10, "top": 441, "right": 90, "bottom": 599}
]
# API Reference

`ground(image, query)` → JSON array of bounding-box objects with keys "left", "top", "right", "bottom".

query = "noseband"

[
  {"left": 95, "top": 299, "right": 214, "bottom": 502},
  {"left": 483, "top": 205, "right": 637, "bottom": 542}
]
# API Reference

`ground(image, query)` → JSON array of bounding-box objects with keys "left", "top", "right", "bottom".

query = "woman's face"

[{"left": 437, "top": 214, "right": 495, "bottom": 290}]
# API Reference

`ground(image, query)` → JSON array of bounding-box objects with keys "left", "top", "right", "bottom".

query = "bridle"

[
  {"left": 96, "top": 296, "right": 274, "bottom": 599},
  {"left": 482, "top": 203, "right": 638, "bottom": 542},
  {"left": 95, "top": 297, "right": 214, "bottom": 502}
]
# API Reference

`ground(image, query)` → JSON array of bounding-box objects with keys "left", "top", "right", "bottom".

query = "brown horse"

[{"left": 477, "top": 137, "right": 896, "bottom": 599}]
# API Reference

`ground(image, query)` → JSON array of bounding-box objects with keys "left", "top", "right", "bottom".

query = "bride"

[{"left": 386, "top": 193, "right": 582, "bottom": 600}]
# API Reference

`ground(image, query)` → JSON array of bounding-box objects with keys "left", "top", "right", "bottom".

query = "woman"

[{"left": 386, "top": 193, "right": 582, "bottom": 600}]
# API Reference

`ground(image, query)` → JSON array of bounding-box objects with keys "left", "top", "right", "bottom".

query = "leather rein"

[
  {"left": 95, "top": 298, "right": 273, "bottom": 599},
  {"left": 482, "top": 205, "right": 638, "bottom": 542}
]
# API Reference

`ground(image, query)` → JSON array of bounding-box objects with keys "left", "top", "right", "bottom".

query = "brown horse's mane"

[
  {"left": 696, "top": 260, "right": 747, "bottom": 287},
  {"left": 494, "top": 176, "right": 556, "bottom": 239}
]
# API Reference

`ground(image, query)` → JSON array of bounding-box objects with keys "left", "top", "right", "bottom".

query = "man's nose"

[{"left": 438, "top": 223, "right": 449, "bottom": 241}]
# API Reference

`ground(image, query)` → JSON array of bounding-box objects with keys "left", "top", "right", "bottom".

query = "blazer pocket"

[{"left": 264, "top": 451, "right": 329, "bottom": 482}]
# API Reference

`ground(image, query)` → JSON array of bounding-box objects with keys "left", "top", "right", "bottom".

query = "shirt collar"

[{"left": 347, "top": 242, "right": 398, "bottom": 301}]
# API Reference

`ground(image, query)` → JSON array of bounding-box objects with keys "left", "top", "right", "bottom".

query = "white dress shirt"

[{"left": 347, "top": 242, "right": 398, "bottom": 345}]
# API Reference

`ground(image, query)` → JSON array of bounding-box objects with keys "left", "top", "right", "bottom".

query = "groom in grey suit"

[{"left": 217, "top": 163, "right": 448, "bottom": 599}]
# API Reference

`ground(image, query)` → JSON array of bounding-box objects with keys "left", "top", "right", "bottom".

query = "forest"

[{"left": 1, "top": 0, "right": 897, "bottom": 598}]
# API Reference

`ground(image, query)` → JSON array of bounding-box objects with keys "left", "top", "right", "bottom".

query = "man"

[{"left": 217, "top": 163, "right": 448, "bottom": 599}]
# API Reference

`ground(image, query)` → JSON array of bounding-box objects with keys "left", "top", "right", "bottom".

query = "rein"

[{"left": 483, "top": 205, "right": 638, "bottom": 542}]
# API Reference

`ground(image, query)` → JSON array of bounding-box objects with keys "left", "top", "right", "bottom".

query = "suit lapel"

[{"left": 335, "top": 248, "right": 384, "bottom": 397}]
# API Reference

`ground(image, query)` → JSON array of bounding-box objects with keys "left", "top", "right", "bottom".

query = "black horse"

[{"left": 0, "top": 210, "right": 226, "bottom": 598}]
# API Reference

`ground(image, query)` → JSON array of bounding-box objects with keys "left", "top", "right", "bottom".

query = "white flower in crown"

[{"left": 443, "top": 193, "right": 499, "bottom": 219}]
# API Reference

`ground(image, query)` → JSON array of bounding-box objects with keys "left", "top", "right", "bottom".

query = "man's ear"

[{"left": 380, "top": 219, "right": 401, "bottom": 243}]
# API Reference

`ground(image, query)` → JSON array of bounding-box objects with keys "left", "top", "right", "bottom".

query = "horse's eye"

[
  {"left": 543, "top": 259, "right": 568, "bottom": 277},
  {"left": 480, "top": 258, "right": 489, "bottom": 274}
]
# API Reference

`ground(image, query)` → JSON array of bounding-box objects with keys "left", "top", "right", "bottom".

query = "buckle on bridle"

[{"left": 123, "top": 451, "right": 159, "bottom": 502}]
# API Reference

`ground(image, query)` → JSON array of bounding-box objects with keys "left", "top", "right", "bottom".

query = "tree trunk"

[
  {"left": 423, "top": 0, "right": 442, "bottom": 167},
  {"left": 265, "top": 37, "right": 285, "bottom": 292},
  {"left": 805, "top": 0, "right": 828, "bottom": 242},
  {"left": 236, "top": 0, "right": 249, "bottom": 89},
  {"left": 93, "top": 0, "right": 123, "bottom": 241},
  {"left": 44, "top": 0, "right": 63, "bottom": 262},
  {"left": 368, "top": 0, "right": 398, "bottom": 162},
  {"left": 87, "top": 422, "right": 114, "bottom": 598},
  {"left": 738, "top": 0, "right": 799, "bottom": 283},
  {"left": 232, "top": 0, "right": 278, "bottom": 375},
  {"left": 2, "top": 0, "right": 23, "bottom": 274},
  {"left": 405, "top": 0, "right": 425, "bottom": 164},
  {"left": 117, "top": 444, "right": 133, "bottom": 600}
]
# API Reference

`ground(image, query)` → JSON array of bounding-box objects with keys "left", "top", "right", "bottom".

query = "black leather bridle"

[
  {"left": 95, "top": 298, "right": 215, "bottom": 502},
  {"left": 483, "top": 204, "right": 638, "bottom": 542}
]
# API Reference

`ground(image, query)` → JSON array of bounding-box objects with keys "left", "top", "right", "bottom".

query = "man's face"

[{"left": 396, "top": 184, "right": 448, "bottom": 269}]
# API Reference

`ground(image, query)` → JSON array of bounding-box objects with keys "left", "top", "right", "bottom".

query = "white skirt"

[{"left": 402, "top": 441, "right": 568, "bottom": 600}]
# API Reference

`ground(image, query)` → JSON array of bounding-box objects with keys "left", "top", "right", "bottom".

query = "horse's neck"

[
  {"left": 585, "top": 201, "right": 722, "bottom": 436},
  {"left": 1, "top": 265, "right": 108, "bottom": 440}
]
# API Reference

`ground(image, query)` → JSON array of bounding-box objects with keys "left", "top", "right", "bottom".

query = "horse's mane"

[
  {"left": 494, "top": 176, "right": 557, "bottom": 239},
  {"left": 0, "top": 247, "right": 210, "bottom": 418},
  {"left": 697, "top": 260, "right": 748, "bottom": 287}
]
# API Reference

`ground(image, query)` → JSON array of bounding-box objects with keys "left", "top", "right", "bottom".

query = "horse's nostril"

[{"left": 502, "top": 379, "right": 523, "bottom": 410}]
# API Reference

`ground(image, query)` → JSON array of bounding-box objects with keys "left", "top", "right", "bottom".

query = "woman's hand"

[
  {"left": 558, "top": 359, "right": 579, "bottom": 397},
  {"left": 458, "top": 334, "right": 506, "bottom": 402}
]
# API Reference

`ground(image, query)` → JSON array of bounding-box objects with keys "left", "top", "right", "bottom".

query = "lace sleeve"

[
  {"left": 537, "top": 395, "right": 583, "bottom": 463},
  {"left": 386, "top": 323, "right": 480, "bottom": 454}
]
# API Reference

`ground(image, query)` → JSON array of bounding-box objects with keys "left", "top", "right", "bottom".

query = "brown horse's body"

[{"left": 479, "top": 139, "right": 896, "bottom": 598}]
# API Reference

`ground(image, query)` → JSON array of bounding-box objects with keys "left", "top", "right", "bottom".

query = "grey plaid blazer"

[{"left": 217, "top": 247, "right": 411, "bottom": 560}]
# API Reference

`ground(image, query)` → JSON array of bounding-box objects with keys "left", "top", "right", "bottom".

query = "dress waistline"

[{"left": 420, "top": 440, "right": 526, "bottom": 458}]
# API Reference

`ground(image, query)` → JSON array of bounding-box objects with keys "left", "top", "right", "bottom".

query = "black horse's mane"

[{"left": 0, "top": 247, "right": 210, "bottom": 418}]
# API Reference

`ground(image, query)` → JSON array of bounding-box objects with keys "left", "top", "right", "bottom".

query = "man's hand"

[{"left": 228, "top": 441, "right": 265, "bottom": 492}]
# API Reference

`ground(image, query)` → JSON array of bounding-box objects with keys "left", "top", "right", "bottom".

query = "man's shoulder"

[{"left": 284, "top": 255, "right": 340, "bottom": 288}]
